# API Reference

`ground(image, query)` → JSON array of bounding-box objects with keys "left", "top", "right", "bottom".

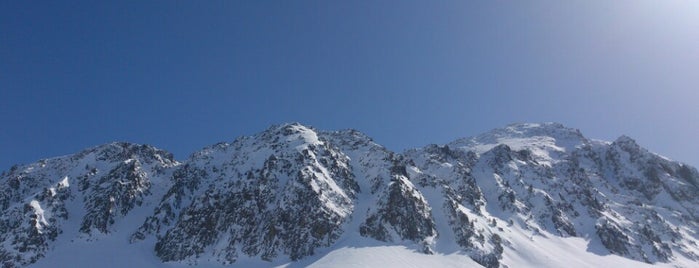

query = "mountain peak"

[
  {"left": 457, "top": 122, "right": 585, "bottom": 144},
  {"left": 262, "top": 122, "right": 322, "bottom": 150},
  {"left": 265, "top": 122, "right": 315, "bottom": 133},
  {"left": 77, "top": 142, "right": 177, "bottom": 166},
  {"left": 496, "top": 122, "right": 583, "bottom": 139},
  {"left": 613, "top": 135, "right": 638, "bottom": 146},
  {"left": 505, "top": 122, "right": 565, "bottom": 130},
  {"left": 448, "top": 123, "right": 587, "bottom": 165},
  {"left": 190, "top": 122, "right": 323, "bottom": 163}
]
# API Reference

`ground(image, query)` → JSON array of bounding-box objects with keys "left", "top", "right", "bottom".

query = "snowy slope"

[
  {"left": 0, "top": 142, "right": 179, "bottom": 267},
  {"left": 1, "top": 122, "right": 698, "bottom": 267}
]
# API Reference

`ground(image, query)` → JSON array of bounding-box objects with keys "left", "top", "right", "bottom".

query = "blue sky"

[{"left": 2, "top": 1, "right": 698, "bottom": 170}]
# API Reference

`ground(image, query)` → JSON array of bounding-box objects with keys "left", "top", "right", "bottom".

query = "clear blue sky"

[{"left": 2, "top": 1, "right": 698, "bottom": 171}]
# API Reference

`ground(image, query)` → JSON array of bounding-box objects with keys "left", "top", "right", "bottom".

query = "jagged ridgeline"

[{"left": 1, "top": 123, "right": 698, "bottom": 268}]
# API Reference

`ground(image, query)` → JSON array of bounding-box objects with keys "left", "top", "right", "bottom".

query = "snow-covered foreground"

[
  {"left": 281, "top": 231, "right": 689, "bottom": 268},
  {"left": 280, "top": 245, "right": 481, "bottom": 268},
  {"left": 30, "top": 223, "right": 694, "bottom": 268}
]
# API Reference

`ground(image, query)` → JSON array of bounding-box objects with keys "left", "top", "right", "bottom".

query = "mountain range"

[{"left": 1, "top": 122, "right": 698, "bottom": 268}]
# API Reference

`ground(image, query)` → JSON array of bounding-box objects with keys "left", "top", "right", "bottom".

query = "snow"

[
  {"left": 285, "top": 124, "right": 322, "bottom": 151},
  {"left": 58, "top": 176, "right": 69, "bottom": 188},
  {"left": 29, "top": 221, "right": 696, "bottom": 268},
  {"left": 28, "top": 200, "right": 48, "bottom": 231},
  {"left": 304, "top": 165, "right": 352, "bottom": 217},
  {"left": 278, "top": 245, "right": 480, "bottom": 268},
  {"left": 31, "top": 235, "right": 482, "bottom": 268},
  {"left": 449, "top": 122, "right": 589, "bottom": 166},
  {"left": 499, "top": 225, "right": 699, "bottom": 268}
]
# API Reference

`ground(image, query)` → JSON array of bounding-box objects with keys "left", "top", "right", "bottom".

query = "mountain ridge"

[{"left": 1, "top": 122, "right": 698, "bottom": 268}]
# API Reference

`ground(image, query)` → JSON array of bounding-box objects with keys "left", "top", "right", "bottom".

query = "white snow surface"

[
  {"left": 449, "top": 122, "right": 587, "bottom": 165},
  {"left": 29, "top": 224, "right": 693, "bottom": 268}
]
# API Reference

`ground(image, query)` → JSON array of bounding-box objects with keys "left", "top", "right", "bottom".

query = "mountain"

[{"left": 1, "top": 123, "right": 698, "bottom": 268}]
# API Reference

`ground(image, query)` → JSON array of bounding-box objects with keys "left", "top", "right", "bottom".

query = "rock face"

[
  {"left": 135, "top": 124, "right": 358, "bottom": 264},
  {"left": 1, "top": 122, "right": 699, "bottom": 267}
]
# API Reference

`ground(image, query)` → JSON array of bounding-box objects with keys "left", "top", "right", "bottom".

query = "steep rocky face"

[
  {"left": 320, "top": 130, "right": 439, "bottom": 253},
  {"left": 133, "top": 124, "right": 359, "bottom": 264},
  {"left": 0, "top": 142, "right": 178, "bottom": 268},
  {"left": 595, "top": 136, "right": 699, "bottom": 262},
  {"left": 359, "top": 166, "right": 438, "bottom": 253},
  {"left": 2, "top": 122, "right": 699, "bottom": 267},
  {"left": 403, "top": 144, "right": 505, "bottom": 268}
]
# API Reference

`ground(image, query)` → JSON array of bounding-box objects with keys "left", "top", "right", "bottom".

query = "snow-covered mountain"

[{"left": 2, "top": 123, "right": 698, "bottom": 267}]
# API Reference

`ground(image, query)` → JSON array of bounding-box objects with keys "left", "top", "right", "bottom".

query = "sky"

[{"left": 2, "top": 1, "right": 699, "bottom": 171}]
